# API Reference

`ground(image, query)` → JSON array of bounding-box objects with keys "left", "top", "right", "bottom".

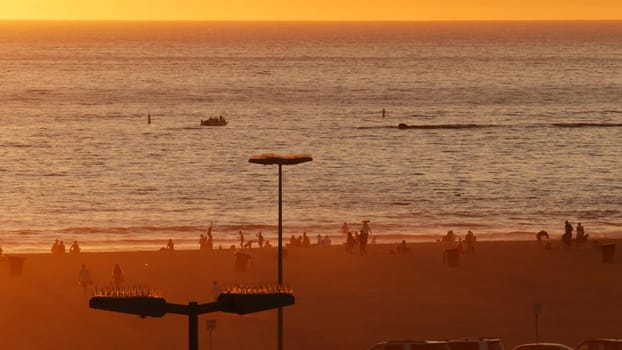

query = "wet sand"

[{"left": 1, "top": 239, "right": 620, "bottom": 350}]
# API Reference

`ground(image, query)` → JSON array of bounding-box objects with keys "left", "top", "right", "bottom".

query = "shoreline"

[{"left": 2, "top": 228, "right": 621, "bottom": 254}]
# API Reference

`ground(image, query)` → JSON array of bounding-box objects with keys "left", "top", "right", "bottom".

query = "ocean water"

[{"left": 1, "top": 21, "right": 621, "bottom": 253}]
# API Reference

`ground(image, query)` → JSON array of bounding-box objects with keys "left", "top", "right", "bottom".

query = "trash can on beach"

[
  {"left": 234, "top": 253, "right": 252, "bottom": 272},
  {"left": 8, "top": 256, "right": 26, "bottom": 277},
  {"left": 443, "top": 248, "right": 460, "bottom": 267},
  {"left": 601, "top": 244, "right": 615, "bottom": 263}
]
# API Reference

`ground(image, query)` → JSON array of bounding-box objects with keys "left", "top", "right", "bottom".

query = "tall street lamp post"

[{"left": 248, "top": 153, "right": 313, "bottom": 350}]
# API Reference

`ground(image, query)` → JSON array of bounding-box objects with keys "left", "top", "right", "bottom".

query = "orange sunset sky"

[{"left": 1, "top": 0, "right": 621, "bottom": 21}]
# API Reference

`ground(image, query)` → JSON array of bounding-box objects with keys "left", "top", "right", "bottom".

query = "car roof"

[
  {"left": 449, "top": 338, "right": 503, "bottom": 342},
  {"left": 581, "top": 340, "right": 622, "bottom": 343},
  {"left": 378, "top": 340, "right": 449, "bottom": 344},
  {"left": 513, "top": 343, "right": 573, "bottom": 349}
]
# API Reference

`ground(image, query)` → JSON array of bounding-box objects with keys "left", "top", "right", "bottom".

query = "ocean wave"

[
  {"left": 396, "top": 123, "right": 497, "bottom": 130},
  {"left": 552, "top": 123, "right": 622, "bottom": 128}
]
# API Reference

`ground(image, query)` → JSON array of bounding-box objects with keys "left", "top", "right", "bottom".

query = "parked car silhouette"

[
  {"left": 448, "top": 337, "right": 505, "bottom": 350},
  {"left": 575, "top": 339, "right": 622, "bottom": 350},
  {"left": 512, "top": 343, "right": 573, "bottom": 350},
  {"left": 368, "top": 340, "right": 451, "bottom": 350}
]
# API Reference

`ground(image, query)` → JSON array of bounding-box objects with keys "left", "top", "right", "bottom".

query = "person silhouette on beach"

[
  {"left": 576, "top": 222, "right": 588, "bottom": 242},
  {"left": 51, "top": 239, "right": 60, "bottom": 254},
  {"left": 360, "top": 221, "right": 371, "bottom": 253},
  {"left": 323, "top": 235, "right": 331, "bottom": 247},
  {"left": 257, "top": 232, "right": 265, "bottom": 248},
  {"left": 345, "top": 232, "right": 355, "bottom": 254},
  {"left": 465, "top": 230, "right": 476, "bottom": 252},
  {"left": 443, "top": 230, "right": 456, "bottom": 242},
  {"left": 211, "top": 280, "right": 222, "bottom": 301},
  {"left": 536, "top": 230, "right": 549, "bottom": 246},
  {"left": 562, "top": 220, "right": 573, "bottom": 247},
  {"left": 78, "top": 263, "right": 92, "bottom": 296},
  {"left": 70, "top": 240, "right": 81, "bottom": 254},
  {"left": 199, "top": 234, "right": 207, "bottom": 250},
  {"left": 166, "top": 239, "right": 174, "bottom": 251},
  {"left": 456, "top": 238, "right": 465, "bottom": 254},
  {"left": 58, "top": 240, "right": 66, "bottom": 253},
  {"left": 359, "top": 230, "right": 369, "bottom": 256},
  {"left": 302, "top": 232, "right": 310, "bottom": 248},
  {"left": 239, "top": 231, "right": 245, "bottom": 248},
  {"left": 112, "top": 264, "right": 124, "bottom": 288},
  {"left": 206, "top": 222, "right": 214, "bottom": 250}
]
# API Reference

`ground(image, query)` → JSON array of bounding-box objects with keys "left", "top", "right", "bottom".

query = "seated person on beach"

[
  {"left": 536, "top": 230, "right": 549, "bottom": 240},
  {"left": 70, "top": 240, "right": 81, "bottom": 254},
  {"left": 323, "top": 235, "right": 332, "bottom": 247},
  {"left": 264, "top": 240, "right": 272, "bottom": 248},
  {"left": 161, "top": 239, "right": 174, "bottom": 251},
  {"left": 536, "top": 230, "right": 549, "bottom": 247},
  {"left": 50, "top": 239, "right": 67, "bottom": 254},
  {"left": 396, "top": 240, "right": 412, "bottom": 254},
  {"left": 442, "top": 230, "right": 456, "bottom": 242}
]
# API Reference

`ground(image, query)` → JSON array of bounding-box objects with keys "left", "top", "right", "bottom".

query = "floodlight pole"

[
  {"left": 189, "top": 302, "right": 198, "bottom": 350},
  {"left": 278, "top": 163, "right": 283, "bottom": 285},
  {"left": 248, "top": 154, "right": 312, "bottom": 350}
]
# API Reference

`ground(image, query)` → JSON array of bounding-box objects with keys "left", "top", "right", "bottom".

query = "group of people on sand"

[
  {"left": 536, "top": 221, "right": 589, "bottom": 248},
  {"left": 51, "top": 239, "right": 81, "bottom": 254},
  {"left": 289, "top": 232, "right": 312, "bottom": 248},
  {"left": 237, "top": 230, "right": 272, "bottom": 249},
  {"left": 440, "top": 230, "right": 477, "bottom": 253},
  {"left": 562, "top": 220, "right": 588, "bottom": 246},
  {"left": 343, "top": 220, "right": 372, "bottom": 256}
]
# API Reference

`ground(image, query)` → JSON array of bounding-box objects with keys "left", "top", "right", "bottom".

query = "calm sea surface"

[{"left": 1, "top": 21, "right": 621, "bottom": 252}]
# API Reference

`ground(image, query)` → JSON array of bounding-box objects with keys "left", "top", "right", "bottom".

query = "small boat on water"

[{"left": 200, "top": 116, "right": 228, "bottom": 126}]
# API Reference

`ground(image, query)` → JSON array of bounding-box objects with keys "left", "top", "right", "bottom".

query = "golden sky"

[{"left": 1, "top": 0, "right": 621, "bottom": 21}]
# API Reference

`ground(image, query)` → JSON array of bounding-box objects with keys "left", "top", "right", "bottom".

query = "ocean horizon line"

[{"left": 2, "top": 19, "right": 622, "bottom": 23}]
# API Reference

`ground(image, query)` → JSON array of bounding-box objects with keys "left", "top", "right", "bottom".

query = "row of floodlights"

[
  {"left": 92, "top": 284, "right": 294, "bottom": 299},
  {"left": 89, "top": 284, "right": 296, "bottom": 317},
  {"left": 93, "top": 285, "right": 161, "bottom": 298}
]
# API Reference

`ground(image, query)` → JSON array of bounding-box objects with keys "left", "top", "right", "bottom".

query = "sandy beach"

[{"left": 1, "top": 239, "right": 620, "bottom": 350}]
